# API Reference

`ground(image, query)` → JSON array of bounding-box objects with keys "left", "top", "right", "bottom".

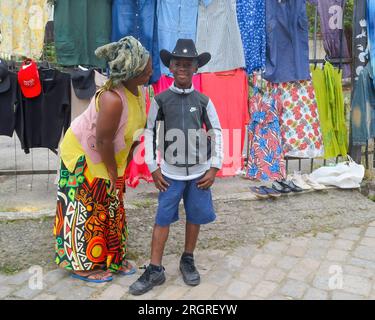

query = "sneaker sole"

[
  {"left": 129, "top": 276, "right": 166, "bottom": 296},
  {"left": 180, "top": 266, "right": 200, "bottom": 286}
]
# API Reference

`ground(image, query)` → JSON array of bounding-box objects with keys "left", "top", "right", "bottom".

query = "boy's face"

[{"left": 169, "top": 58, "right": 198, "bottom": 89}]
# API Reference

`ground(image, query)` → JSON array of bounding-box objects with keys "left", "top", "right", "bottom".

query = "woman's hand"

[
  {"left": 197, "top": 168, "right": 219, "bottom": 189},
  {"left": 108, "top": 168, "right": 118, "bottom": 195},
  {"left": 151, "top": 168, "right": 169, "bottom": 192}
]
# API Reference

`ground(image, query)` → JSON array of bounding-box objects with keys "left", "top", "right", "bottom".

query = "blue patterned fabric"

[
  {"left": 111, "top": 0, "right": 160, "bottom": 83},
  {"left": 236, "top": 0, "right": 266, "bottom": 74},
  {"left": 368, "top": 0, "right": 375, "bottom": 87}
]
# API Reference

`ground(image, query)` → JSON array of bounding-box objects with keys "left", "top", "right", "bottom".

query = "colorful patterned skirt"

[{"left": 54, "top": 155, "right": 128, "bottom": 272}]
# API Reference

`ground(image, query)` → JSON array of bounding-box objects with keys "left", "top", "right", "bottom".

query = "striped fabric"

[
  {"left": 196, "top": 0, "right": 245, "bottom": 73},
  {"left": 368, "top": 0, "right": 375, "bottom": 86}
]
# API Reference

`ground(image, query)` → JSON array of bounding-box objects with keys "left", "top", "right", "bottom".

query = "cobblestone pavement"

[{"left": 2, "top": 220, "right": 375, "bottom": 300}]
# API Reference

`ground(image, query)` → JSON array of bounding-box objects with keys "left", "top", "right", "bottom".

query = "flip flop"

[
  {"left": 259, "top": 186, "right": 281, "bottom": 198},
  {"left": 117, "top": 260, "right": 137, "bottom": 276},
  {"left": 250, "top": 186, "right": 269, "bottom": 198},
  {"left": 71, "top": 270, "right": 113, "bottom": 283}
]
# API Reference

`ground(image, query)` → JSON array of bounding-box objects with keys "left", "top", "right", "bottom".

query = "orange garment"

[{"left": 201, "top": 69, "right": 249, "bottom": 177}]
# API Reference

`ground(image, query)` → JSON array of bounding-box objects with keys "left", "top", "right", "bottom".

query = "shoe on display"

[
  {"left": 302, "top": 174, "right": 327, "bottom": 190},
  {"left": 289, "top": 173, "right": 312, "bottom": 190}
]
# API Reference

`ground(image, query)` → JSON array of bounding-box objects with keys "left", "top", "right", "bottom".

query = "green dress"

[{"left": 311, "top": 62, "right": 348, "bottom": 159}]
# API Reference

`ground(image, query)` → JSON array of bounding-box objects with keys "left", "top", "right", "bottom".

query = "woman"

[{"left": 54, "top": 36, "right": 152, "bottom": 282}]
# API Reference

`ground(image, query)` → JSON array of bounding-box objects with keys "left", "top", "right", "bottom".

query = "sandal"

[
  {"left": 71, "top": 269, "right": 113, "bottom": 283},
  {"left": 250, "top": 186, "right": 269, "bottom": 198},
  {"left": 259, "top": 186, "right": 281, "bottom": 198},
  {"left": 117, "top": 260, "right": 137, "bottom": 276},
  {"left": 272, "top": 180, "right": 292, "bottom": 193}
]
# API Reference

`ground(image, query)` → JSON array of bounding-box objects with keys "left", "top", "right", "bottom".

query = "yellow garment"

[
  {"left": 60, "top": 87, "right": 146, "bottom": 181},
  {"left": 0, "top": 0, "right": 50, "bottom": 58}
]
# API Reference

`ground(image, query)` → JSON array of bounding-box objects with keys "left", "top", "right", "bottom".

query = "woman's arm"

[{"left": 96, "top": 91, "right": 123, "bottom": 194}]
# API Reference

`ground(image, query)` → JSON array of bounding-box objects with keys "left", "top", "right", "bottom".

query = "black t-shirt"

[
  {"left": 15, "top": 68, "right": 71, "bottom": 154},
  {"left": 0, "top": 72, "right": 21, "bottom": 137}
]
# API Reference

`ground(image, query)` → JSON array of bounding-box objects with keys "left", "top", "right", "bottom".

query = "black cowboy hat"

[{"left": 160, "top": 39, "right": 211, "bottom": 68}]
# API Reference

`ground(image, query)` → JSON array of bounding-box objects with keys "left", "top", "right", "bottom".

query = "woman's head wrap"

[{"left": 95, "top": 36, "right": 150, "bottom": 86}]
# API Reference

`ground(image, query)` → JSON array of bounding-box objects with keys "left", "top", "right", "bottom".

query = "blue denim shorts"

[{"left": 155, "top": 175, "right": 216, "bottom": 226}]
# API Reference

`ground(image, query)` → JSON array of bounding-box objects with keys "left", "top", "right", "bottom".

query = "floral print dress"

[
  {"left": 278, "top": 81, "right": 324, "bottom": 158},
  {"left": 246, "top": 86, "right": 286, "bottom": 181}
]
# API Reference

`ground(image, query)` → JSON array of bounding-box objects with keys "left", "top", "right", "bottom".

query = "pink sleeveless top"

[{"left": 70, "top": 87, "right": 128, "bottom": 164}]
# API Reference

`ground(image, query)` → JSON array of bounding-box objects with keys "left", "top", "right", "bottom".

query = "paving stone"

[
  {"left": 157, "top": 285, "right": 190, "bottom": 300},
  {"left": 343, "top": 265, "right": 374, "bottom": 279},
  {"left": 280, "top": 279, "right": 308, "bottom": 299},
  {"left": 312, "top": 273, "right": 331, "bottom": 291},
  {"left": 265, "top": 268, "right": 287, "bottom": 283},
  {"left": 226, "top": 280, "right": 252, "bottom": 299},
  {"left": 286, "top": 246, "right": 307, "bottom": 258},
  {"left": 12, "top": 285, "right": 43, "bottom": 299},
  {"left": 333, "top": 239, "right": 355, "bottom": 251},
  {"left": 263, "top": 241, "right": 288, "bottom": 254},
  {"left": 288, "top": 259, "right": 321, "bottom": 282},
  {"left": 4, "top": 270, "right": 31, "bottom": 286},
  {"left": 183, "top": 283, "right": 219, "bottom": 300},
  {"left": 206, "top": 269, "right": 233, "bottom": 287},
  {"left": 360, "top": 237, "right": 375, "bottom": 248},
  {"left": 304, "top": 247, "right": 329, "bottom": 260},
  {"left": 33, "top": 293, "right": 57, "bottom": 300},
  {"left": 113, "top": 273, "right": 138, "bottom": 287},
  {"left": 303, "top": 288, "right": 328, "bottom": 300},
  {"left": 310, "top": 239, "right": 332, "bottom": 248},
  {"left": 238, "top": 266, "right": 265, "bottom": 285},
  {"left": 368, "top": 221, "right": 375, "bottom": 227},
  {"left": 251, "top": 281, "right": 278, "bottom": 298},
  {"left": 331, "top": 291, "right": 364, "bottom": 300},
  {"left": 98, "top": 284, "right": 127, "bottom": 300},
  {"left": 353, "top": 246, "right": 375, "bottom": 262},
  {"left": 232, "top": 245, "right": 259, "bottom": 258},
  {"left": 251, "top": 254, "right": 275, "bottom": 268},
  {"left": 348, "top": 257, "right": 375, "bottom": 270},
  {"left": 276, "top": 256, "right": 299, "bottom": 271},
  {"left": 337, "top": 231, "right": 361, "bottom": 241},
  {"left": 316, "top": 232, "right": 335, "bottom": 240},
  {"left": 0, "top": 286, "right": 15, "bottom": 299},
  {"left": 341, "top": 227, "right": 362, "bottom": 235},
  {"left": 364, "top": 227, "right": 375, "bottom": 238},
  {"left": 43, "top": 269, "right": 68, "bottom": 287},
  {"left": 128, "top": 289, "right": 158, "bottom": 300},
  {"left": 326, "top": 249, "right": 349, "bottom": 262},
  {"left": 342, "top": 275, "right": 372, "bottom": 296},
  {"left": 290, "top": 237, "right": 311, "bottom": 247},
  {"left": 223, "top": 255, "right": 244, "bottom": 269}
]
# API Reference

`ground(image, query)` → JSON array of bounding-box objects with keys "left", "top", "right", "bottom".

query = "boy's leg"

[
  {"left": 184, "top": 222, "right": 200, "bottom": 254},
  {"left": 180, "top": 178, "right": 216, "bottom": 286},
  {"left": 150, "top": 224, "right": 170, "bottom": 266}
]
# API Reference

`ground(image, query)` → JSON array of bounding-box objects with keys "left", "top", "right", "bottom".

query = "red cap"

[{"left": 17, "top": 59, "right": 42, "bottom": 98}]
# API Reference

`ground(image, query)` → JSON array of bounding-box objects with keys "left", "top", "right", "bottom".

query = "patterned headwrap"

[{"left": 95, "top": 36, "right": 150, "bottom": 86}]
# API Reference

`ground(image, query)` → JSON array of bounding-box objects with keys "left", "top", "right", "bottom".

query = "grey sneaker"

[
  {"left": 180, "top": 255, "right": 200, "bottom": 286},
  {"left": 129, "top": 265, "right": 166, "bottom": 296}
]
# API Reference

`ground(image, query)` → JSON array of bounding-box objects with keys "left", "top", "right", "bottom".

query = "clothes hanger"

[{"left": 40, "top": 61, "right": 55, "bottom": 81}]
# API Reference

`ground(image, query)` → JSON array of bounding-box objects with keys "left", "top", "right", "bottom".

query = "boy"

[{"left": 129, "top": 39, "right": 223, "bottom": 296}]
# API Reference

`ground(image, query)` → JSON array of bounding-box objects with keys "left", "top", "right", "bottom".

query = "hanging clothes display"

[
  {"left": 278, "top": 80, "right": 324, "bottom": 158},
  {"left": 351, "top": 63, "right": 375, "bottom": 145},
  {"left": 201, "top": 69, "right": 248, "bottom": 177},
  {"left": 309, "top": 0, "right": 351, "bottom": 78},
  {"left": 54, "top": 0, "right": 111, "bottom": 68},
  {"left": 152, "top": 74, "right": 202, "bottom": 94},
  {"left": 352, "top": 0, "right": 369, "bottom": 81},
  {"left": 0, "top": 61, "right": 21, "bottom": 137},
  {"left": 111, "top": 0, "right": 160, "bottom": 84},
  {"left": 70, "top": 69, "right": 107, "bottom": 120},
  {"left": 247, "top": 84, "right": 286, "bottom": 181},
  {"left": 124, "top": 88, "right": 153, "bottom": 188},
  {"left": 196, "top": 0, "right": 245, "bottom": 73},
  {"left": 311, "top": 62, "right": 347, "bottom": 159},
  {"left": 157, "top": 0, "right": 210, "bottom": 76},
  {"left": 0, "top": 0, "right": 50, "bottom": 59},
  {"left": 368, "top": 0, "right": 375, "bottom": 87},
  {"left": 264, "top": 0, "right": 310, "bottom": 83},
  {"left": 15, "top": 68, "right": 71, "bottom": 154},
  {"left": 236, "top": 0, "right": 266, "bottom": 74}
]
